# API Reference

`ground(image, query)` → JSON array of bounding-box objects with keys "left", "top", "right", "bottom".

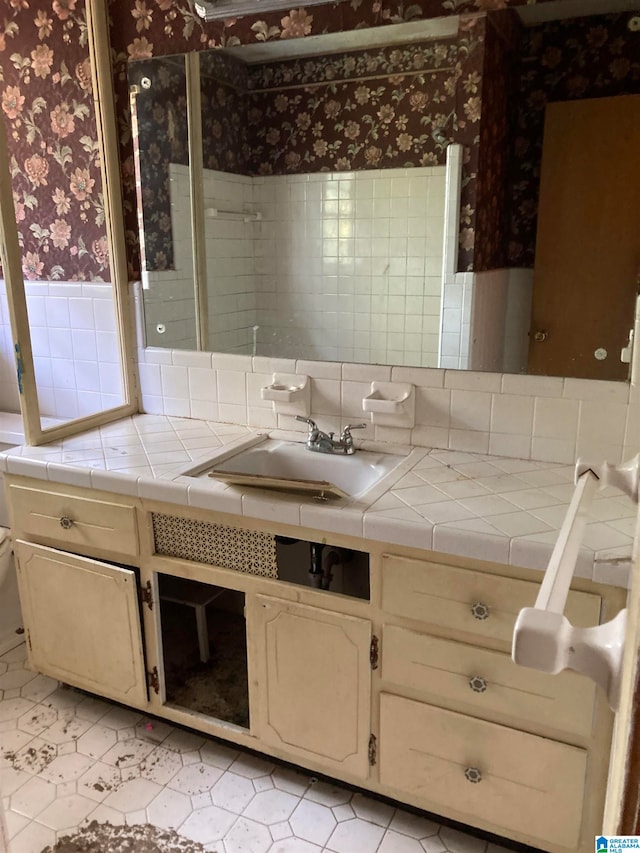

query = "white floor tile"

[
  {"left": 224, "top": 816, "right": 272, "bottom": 853},
  {"left": 0, "top": 646, "right": 495, "bottom": 853},
  {"left": 244, "top": 788, "right": 299, "bottom": 825},
  {"left": 179, "top": 804, "right": 236, "bottom": 843},
  {"left": 146, "top": 786, "right": 192, "bottom": 829},
  {"left": 37, "top": 793, "right": 96, "bottom": 831},
  {"left": 10, "top": 776, "right": 57, "bottom": 819},
  {"left": 325, "top": 816, "right": 385, "bottom": 852},
  {"left": 290, "top": 798, "right": 336, "bottom": 846},
  {"left": 211, "top": 770, "right": 256, "bottom": 813},
  {"left": 168, "top": 761, "right": 223, "bottom": 796}
]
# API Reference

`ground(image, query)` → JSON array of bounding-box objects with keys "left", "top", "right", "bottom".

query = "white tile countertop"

[{"left": 0, "top": 414, "right": 636, "bottom": 588}]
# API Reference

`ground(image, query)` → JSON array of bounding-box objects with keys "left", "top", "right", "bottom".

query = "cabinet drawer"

[
  {"left": 382, "top": 624, "right": 596, "bottom": 737},
  {"left": 381, "top": 554, "right": 601, "bottom": 645},
  {"left": 9, "top": 484, "right": 138, "bottom": 557},
  {"left": 379, "top": 693, "right": 587, "bottom": 849}
]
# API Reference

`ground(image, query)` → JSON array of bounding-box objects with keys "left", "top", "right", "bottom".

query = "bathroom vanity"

[{"left": 1, "top": 430, "right": 629, "bottom": 853}]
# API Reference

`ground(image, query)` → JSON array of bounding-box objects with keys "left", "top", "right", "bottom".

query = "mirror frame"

[{"left": 0, "top": 0, "right": 138, "bottom": 445}]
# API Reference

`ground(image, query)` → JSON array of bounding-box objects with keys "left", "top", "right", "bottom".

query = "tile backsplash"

[{"left": 134, "top": 296, "right": 640, "bottom": 468}]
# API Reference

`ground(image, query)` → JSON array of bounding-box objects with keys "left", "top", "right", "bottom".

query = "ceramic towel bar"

[{"left": 512, "top": 455, "right": 639, "bottom": 711}]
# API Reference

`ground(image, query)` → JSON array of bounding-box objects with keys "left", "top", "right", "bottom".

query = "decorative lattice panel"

[{"left": 151, "top": 513, "right": 278, "bottom": 578}]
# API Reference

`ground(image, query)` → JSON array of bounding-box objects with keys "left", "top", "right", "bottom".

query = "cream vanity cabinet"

[{"left": 4, "top": 474, "right": 626, "bottom": 853}]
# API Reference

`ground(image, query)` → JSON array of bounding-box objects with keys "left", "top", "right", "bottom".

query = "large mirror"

[{"left": 128, "top": 4, "right": 640, "bottom": 381}]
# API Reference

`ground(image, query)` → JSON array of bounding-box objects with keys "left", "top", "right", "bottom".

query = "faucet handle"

[
  {"left": 296, "top": 416, "right": 317, "bottom": 428},
  {"left": 341, "top": 423, "right": 367, "bottom": 438}
]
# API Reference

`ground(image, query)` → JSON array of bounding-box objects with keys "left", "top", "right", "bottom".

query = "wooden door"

[
  {"left": 528, "top": 95, "right": 640, "bottom": 380},
  {"left": 248, "top": 595, "right": 371, "bottom": 778},
  {"left": 14, "top": 541, "right": 148, "bottom": 708}
]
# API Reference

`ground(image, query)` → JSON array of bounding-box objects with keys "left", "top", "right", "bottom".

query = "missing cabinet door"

[
  {"left": 157, "top": 574, "right": 249, "bottom": 729},
  {"left": 275, "top": 539, "right": 370, "bottom": 601}
]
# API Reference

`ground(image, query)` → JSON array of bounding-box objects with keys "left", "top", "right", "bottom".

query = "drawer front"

[
  {"left": 381, "top": 554, "right": 601, "bottom": 645},
  {"left": 9, "top": 485, "right": 138, "bottom": 557},
  {"left": 379, "top": 693, "right": 587, "bottom": 849},
  {"left": 382, "top": 624, "right": 596, "bottom": 737}
]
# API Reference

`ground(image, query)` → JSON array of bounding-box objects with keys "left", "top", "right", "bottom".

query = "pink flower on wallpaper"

[
  {"left": 155, "top": 0, "right": 173, "bottom": 10},
  {"left": 313, "top": 139, "right": 328, "bottom": 157},
  {"left": 324, "top": 100, "right": 340, "bottom": 118},
  {"left": 31, "top": 44, "right": 54, "bottom": 78},
  {"left": 280, "top": 10, "right": 313, "bottom": 40},
  {"left": 92, "top": 236, "right": 109, "bottom": 267},
  {"left": 132, "top": 0, "right": 153, "bottom": 32},
  {"left": 127, "top": 37, "right": 153, "bottom": 59},
  {"left": 50, "top": 103, "right": 75, "bottom": 138},
  {"left": 52, "top": 187, "right": 71, "bottom": 215},
  {"left": 24, "top": 153, "right": 49, "bottom": 187},
  {"left": 409, "top": 91, "right": 429, "bottom": 111},
  {"left": 69, "top": 167, "right": 95, "bottom": 201},
  {"left": 50, "top": 218, "right": 71, "bottom": 249},
  {"left": 460, "top": 227, "right": 475, "bottom": 251},
  {"left": 377, "top": 104, "right": 395, "bottom": 124},
  {"left": 397, "top": 133, "right": 413, "bottom": 151},
  {"left": 22, "top": 252, "right": 44, "bottom": 281},
  {"left": 13, "top": 200, "right": 26, "bottom": 222},
  {"left": 354, "top": 86, "right": 370, "bottom": 105},
  {"left": 34, "top": 10, "right": 53, "bottom": 39},
  {"left": 344, "top": 121, "right": 360, "bottom": 140},
  {"left": 0, "top": 34, "right": 6, "bottom": 52},
  {"left": 463, "top": 96, "right": 481, "bottom": 122},
  {"left": 364, "top": 146, "right": 382, "bottom": 165},
  {"left": 2, "top": 86, "right": 25, "bottom": 119},
  {"left": 52, "top": 0, "right": 77, "bottom": 21},
  {"left": 266, "top": 127, "right": 280, "bottom": 145},
  {"left": 75, "top": 58, "right": 92, "bottom": 91}
]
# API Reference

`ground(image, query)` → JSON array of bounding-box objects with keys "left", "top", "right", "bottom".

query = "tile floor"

[{"left": 0, "top": 645, "right": 513, "bottom": 853}]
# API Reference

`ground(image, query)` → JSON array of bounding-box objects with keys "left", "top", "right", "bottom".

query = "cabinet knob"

[
  {"left": 468, "top": 675, "right": 488, "bottom": 693},
  {"left": 59, "top": 516, "right": 74, "bottom": 529},
  {"left": 464, "top": 767, "right": 483, "bottom": 784},
  {"left": 470, "top": 601, "right": 489, "bottom": 620}
]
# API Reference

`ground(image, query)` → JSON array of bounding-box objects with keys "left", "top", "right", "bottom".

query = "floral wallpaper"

[
  {"left": 507, "top": 12, "right": 640, "bottom": 268},
  {"left": 108, "top": 0, "right": 566, "bottom": 280},
  {"left": 129, "top": 54, "right": 189, "bottom": 270},
  {"left": 473, "top": 8, "right": 519, "bottom": 271},
  {"left": 0, "top": 0, "right": 108, "bottom": 282},
  {"left": 134, "top": 31, "right": 484, "bottom": 271}
]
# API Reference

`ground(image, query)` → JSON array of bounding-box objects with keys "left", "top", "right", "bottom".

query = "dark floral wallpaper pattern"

[
  {"left": 507, "top": 13, "right": 640, "bottom": 268},
  {"left": 2, "top": 0, "right": 638, "bottom": 282},
  {"left": 134, "top": 31, "right": 484, "bottom": 271},
  {"left": 129, "top": 54, "right": 189, "bottom": 270},
  {"left": 107, "top": 0, "right": 564, "bottom": 280},
  {"left": 0, "top": 0, "right": 108, "bottom": 282}
]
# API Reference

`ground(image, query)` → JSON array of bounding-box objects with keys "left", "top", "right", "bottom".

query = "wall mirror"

[{"left": 128, "top": 3, "right": 640, "bottom": 382}]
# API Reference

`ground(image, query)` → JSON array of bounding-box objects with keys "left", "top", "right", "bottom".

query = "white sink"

[{"left": 182, "top": 436, "right": 408, "bottom": 500}]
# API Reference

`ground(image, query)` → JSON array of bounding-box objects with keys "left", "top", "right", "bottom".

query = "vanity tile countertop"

[{"left": 0, "top": 414, "right": 636, "bottom": 588}]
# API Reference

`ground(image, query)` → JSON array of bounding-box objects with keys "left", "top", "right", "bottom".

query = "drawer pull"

[
  {"left": 59, "top": 516, "right": 74, "bottom": 529},
  {"left": 470, "top": 601, "right": 489, "bottom": 620},
  {"left": 464, "top": 767, "right": 483, "bottom": 784},
  {"left": 468, "top": 675, "right": 488, "bottom": 693}
]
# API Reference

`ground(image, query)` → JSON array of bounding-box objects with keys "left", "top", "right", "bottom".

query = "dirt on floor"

[
  {"left": 161, "top": 604, "right": 250, "bottom": 728},
  {"left": 41, "top": 820, "right": 216, "bottom": 852}
]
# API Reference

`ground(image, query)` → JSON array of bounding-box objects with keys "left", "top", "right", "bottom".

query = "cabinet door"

[
  {"left": 15, "top": 541, "right": 148, "bottom": 708},
  {"left": 249, "top": 595, "right": 371, "bottom": 778}
]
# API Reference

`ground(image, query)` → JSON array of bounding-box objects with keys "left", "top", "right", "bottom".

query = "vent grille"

[{"left": 151, "top": 512, "right": 278, "bottom": 578}]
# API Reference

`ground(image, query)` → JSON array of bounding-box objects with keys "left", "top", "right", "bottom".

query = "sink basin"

[{"left": 182, "top": 436, "right": 407, "bottom": 500}]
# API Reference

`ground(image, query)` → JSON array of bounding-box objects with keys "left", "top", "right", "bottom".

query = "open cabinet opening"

[{"left": 158, "top": 574, "right": 249, "bottom": 729}]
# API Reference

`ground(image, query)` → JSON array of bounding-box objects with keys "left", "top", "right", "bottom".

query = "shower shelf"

[{"left": 205, "top": 207, "right": 262, "bottom": 222}]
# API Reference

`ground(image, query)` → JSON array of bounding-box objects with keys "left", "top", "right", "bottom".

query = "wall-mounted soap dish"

[
  {"left": 362, "top": 381, "right": 415, "bottom": 428},
  {"left": 261, "top": 373, "right": 310, "bottom": 416}
]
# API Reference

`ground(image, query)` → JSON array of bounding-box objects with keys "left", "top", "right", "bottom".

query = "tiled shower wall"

[
  {"left": 254, "top": 167, "right": 445, "bottom": 366},
  {"left": 0, "top": 281, "right": 123, "bottom": 420},
  {"left": 145, "top": 166, "right": 446, "bottom": 364}
]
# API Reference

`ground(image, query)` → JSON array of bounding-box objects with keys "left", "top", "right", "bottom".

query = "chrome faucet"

[{"left": 296, "top": 416, "right": 366, "bottom": 455}]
